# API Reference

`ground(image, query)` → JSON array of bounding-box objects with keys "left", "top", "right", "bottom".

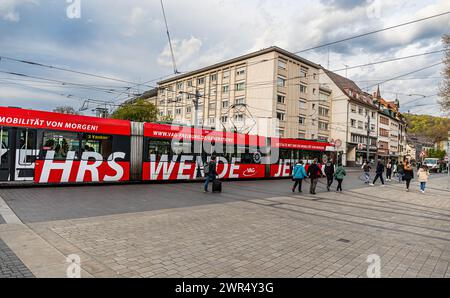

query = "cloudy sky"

[{"left": 0, "top": 0, "right": 449, "bottom": 116}]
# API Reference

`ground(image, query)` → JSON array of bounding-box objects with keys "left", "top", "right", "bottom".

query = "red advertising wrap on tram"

[{"left": 0, "top": 106, "right": 336, "bottom": 185}]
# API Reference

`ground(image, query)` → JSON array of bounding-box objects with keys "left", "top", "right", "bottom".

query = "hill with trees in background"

[{"left": 404, "top": 113, "right": 450, "bottom": 143}]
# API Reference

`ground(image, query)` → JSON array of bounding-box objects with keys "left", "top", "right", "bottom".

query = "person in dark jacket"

[
  {"left": 386, "top": 159, "right": 392, "bottom": 181},
  {"left": 370, "top": 160, "right": 385, "bottom": 186},
  {"left": 204, "top": 156, "right": 217, "bottom": 192},
  {"left": 307, "top": 159, "right": 320, "bottom": 195},
  {"left": 323, "top": 160, "right": 335, "bottom": 191},
  {"left": 397, "top": 161, "right": 404, "bottom": 183},
  {"left": 403, "top": 161, "right": 414, "bottom": 192}
]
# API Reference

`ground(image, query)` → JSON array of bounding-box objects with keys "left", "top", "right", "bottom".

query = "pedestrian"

[
  {"left": 417, "top": 165, "right": 430, "bottom": 193},
  {"left": 370, "top": 159, "right": 385, "bottom": 186},
  {"left": 397, "top": 161, "right": 404, "bottom": 183},
  {"left": 361, "top": 160, "right": 371, "bottom": 184},
  {"left": 334, "top": 163, "right": 347, "bottom": 192},
  {"left": 307, "top": 158, "right": 320, "bottom": 195},
  {"left": 386, "top": 159, "right": 392, "bottom": 181},
  {"left": 403, "top": 161, "right": 414, "bottom": 192},
  {"left": 292, "top": 160, "right": 307, "bottom": 193},
  {"left": 203, "top": 156, "right": 217, "bottom": 193},
  {"left": 323, "top": 159, "right": 335, "bottom": 191}
]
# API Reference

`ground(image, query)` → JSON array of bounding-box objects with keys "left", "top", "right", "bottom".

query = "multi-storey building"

[
  {"left": 320, "top": 70, "right": 378, "bottom": 166},
  {"left": 373, "top": 87, "right": 407, "bottom": 162},
  {"left": 155, "top": 46, "right": 331, "bottom": 140}
]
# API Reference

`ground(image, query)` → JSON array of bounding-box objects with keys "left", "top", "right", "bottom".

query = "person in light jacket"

[
  {"left": 292, "top": 160, "right": 307, "bottom": 193},
  {"left": 417, "top": 166, "right": 430, "bottom": 193}
]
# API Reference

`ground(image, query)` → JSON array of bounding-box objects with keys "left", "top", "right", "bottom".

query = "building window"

[
  {"left": 208, "top": 118, "right": 215, "bottom": 125},
  {"left": 236, "top": 68, "right": 245, "bottom": 76},
  {"left": 222, "top": 101, "right": 229, "bottom": 109},
  {"left": 277, "top": 76, "right": 286, "bottom": 88},
  {"left": 318, "top": 136, "right": 328, "bottom": 141},
  {"left": 220, "top": 116, "right": 228, "bottom": 123},
  {"left": 176, "top": 82, "right": 183, "bottom": 90},
  {"left": 380, "top": 116, "right": 389, "bottom": 125},
  {"left": 222, "top": 85, "right": 229, "bottom": 93},
  {"left": 372, "top": 112, "right": 375, "bottom": 118},
  {"left": 187, "top": 80, "right": 193, "bottom": 87},
  {"left": 159, "top": 99, "right": 165, "bottom": 105},
  {"left": 235, "top": 97, "right": 245, "bottom": 105},
  {"left": 298, "top": 132, "right": 306, "bottom": 139},
  {"left": 159, "top": 110, "right": 164, "bottom": 116},
  {"left": 278, "top": 59, "right": 287, "bottom": 70},
  {"left": 276, "top": 129, "right": 285, "bottom": 137},
  {"left": 351, "top": 119, "right": 356, "bottom": 127},
  {"left": 358, "top": 107, "right": 364, "bottom": 115},
  {"left": 299, "top": 100, "right": 306, "bottom": 109},
  {"left": 351, "top": 104, "right": 357, "bottom": 113},
  {"left": 223, "top": 70, "right": 230, "bottom": 79},
  {"left": 313, "top": 73, "right": 317, "bottom": 80},
  {"left": 299, "top": 116, "right": 305, "bottom": 125},
  {"left": 210, "top": 73, "right": 217, "bottom": 82},
  {"left": 379, "top": 128, "right": 389, "bottom": 137},
  {"left": 371, "top": 124, "right": 375, "bottom": 131},
  {"left": 186, "top": 107, "right": 191, "bottom": 113},
  {"left": 319, "top": 92, "right": 329, "bottom": 101},
  {"left": 236, "top": 82, "right": 245, "bottom": 91},
  {"left": 277, "top": 95, "right": 285, "bottom": 104},
  {"left": 319, "top": 121, "right": 329, "bottom": 130},
  {"left": 319, "top": 107, "right": 329, "bottom": 116},
  {"left": 358, "top": 121, "right": 363, "bottom": 129},
  {"left": 197, "top": 77, "right": 205, "bottom": 85},
  {"left": 277, "top": 111, "right": 285, "bottom": 121},
  {"left": 299, "top": 84, "right": 307, "bottom": 93},
  {"left": 234, "top": 114, "right": 244, "bottom": 122},
  {"left": 300, "top": 66, "right": 308, "bottom": 78},
  {"left": 175, "top": 108, "right": 182, "bottom": 115}
]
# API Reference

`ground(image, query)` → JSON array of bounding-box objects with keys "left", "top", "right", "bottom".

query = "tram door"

[
  {"left": 13, "top": 128, "right": 38, "bottom": 181},
  {"left": 0, "top": 127, "right": 12, "bottom": 181}
]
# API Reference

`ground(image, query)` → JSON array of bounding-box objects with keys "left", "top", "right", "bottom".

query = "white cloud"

[
  {"left": 157, "top": 36, "right": 203, "bottom": 69},
  {"left": 0, "top": 0, "right": 37, "bottom": 22}
]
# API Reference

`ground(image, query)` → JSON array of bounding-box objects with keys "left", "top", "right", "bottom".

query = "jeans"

[
  {"left": 420, "top": 182, "right": 426, "bottom": 191},
  {"left": 336, "top": 179, "right": 343, "bottom": 191},
  {"left": 292, "top": 179, "right": 303, "bottom": 192},
  {"left": 373, "top": 173, "right": 385, "bottom": 185},
  {"left": 204, "top": 175, "right": 215, "bottom": 191},
  {"left": 326, "top": 175, "right": 334, "bottom": 189},
  {"left": 405, "top": 179, "right": 411, "bottom": 190},
  {"left": 364, "top": 172, "right": 370, "bottom": 183},
  {"left": 310, "top": 178, "right": 318, "bottom": 194}
]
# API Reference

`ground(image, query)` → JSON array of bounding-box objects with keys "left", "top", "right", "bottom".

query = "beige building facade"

[{"left": 155, "top": 47, "right": 331, "bottom": 140}]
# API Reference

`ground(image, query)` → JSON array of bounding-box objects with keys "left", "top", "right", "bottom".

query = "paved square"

[
  {"left": 0, "top": 173, "right": 449, "bottom": 278},
  {"left": 0, "top": 239, "right": 34, "bottom": 278}
]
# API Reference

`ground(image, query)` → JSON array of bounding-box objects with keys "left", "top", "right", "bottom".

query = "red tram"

[{"left": 0, "top": 106, "right": 336, "bottom": 185}]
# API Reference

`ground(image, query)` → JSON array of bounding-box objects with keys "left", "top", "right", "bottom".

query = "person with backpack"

[
  {"left": 334, "top": 163, "right": 347, "bottom": 192},
  {"left": 370, "top": 160, "right": 385, "bottom": 186},
  {"left": 307, "top": 159, "right": 320, "bottom": 195},
  {"left": 203, "top": 156, "right": 217, "bottom": 193},
  {"left": 361, "top": 161, "right": 371, "bottom": 184},
  {"left": 323, "top": 159, "right": 335, "bottom": 191},
  {"left": 292, "top": 160, "right": 307, "bottom": 193},
  {"left": 417, "top": 165, "right": 430, "bottom": 193},
  {"left": 403, "top": 161, "right": 414, "bottom": 192}
]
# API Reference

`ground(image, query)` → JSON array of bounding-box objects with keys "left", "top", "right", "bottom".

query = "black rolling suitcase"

[{"left": 212, "top": 179, "right": 222, "bottom": 193}]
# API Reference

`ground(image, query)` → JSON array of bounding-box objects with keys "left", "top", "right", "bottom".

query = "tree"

[
  {"left": 439, "top": 34, "right": 450, "bottom": 114},
  {"left": 427, "top": 148, "right": 446, "bottom": 159},
  {"left": 53, "top": 106, "right": 79, "bottom": 115},
  {"left": 112, "top": 99, "right": 158, "bottom": 122},
  {"left": 404, "top": 113, "right": 450, "bottom": 143}
]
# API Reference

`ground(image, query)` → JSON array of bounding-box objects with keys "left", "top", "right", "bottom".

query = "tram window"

[
  {"left": 279, "top": 149, "right": 291, "bottom": 160},
  {"left": 172, "top": 140, "right": 192, "bottom": 155},
  {"left": 42, "top": 131, "right": 79, "bottom": 160},
  {"left": 82, "top": 134, "right": 113, "bottom": 160},
  {"left": 1, "top": 128, "right": 8, "bottom": 165},
  {"left": 19, "top": 130, "right": 35, "bottom": 150},
  {"left": 148, "top": 139, "right": 172, "bottom": 161}
]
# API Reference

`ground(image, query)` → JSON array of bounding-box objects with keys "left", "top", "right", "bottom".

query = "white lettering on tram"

[
  {"left": 150, "top": 155, "right": 177, "bottom": 180},
  {"left": 104, "top": 152, "right": 126, "bottom": 182},
  {"left": 76, "top": 152, "right": 103, "bottom": 182},
  {"left": 39, "top": 151, "right": 75, "bottom": 183}
]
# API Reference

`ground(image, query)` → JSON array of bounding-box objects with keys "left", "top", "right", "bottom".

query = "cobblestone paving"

[
  {"left": 27, "top": 175, "right": 450, "bottom": 278},
  {"left": 0, "top": 239, "right": 34, "bottom": 278}
]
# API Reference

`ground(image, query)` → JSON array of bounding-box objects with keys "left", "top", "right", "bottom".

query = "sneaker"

[
  {"left": 406, "top": 189, "right": 409, "bottom": 192},
  {"left": 381, "top": 184, "right": 386, "bottom": 187},
  {"left": 369, "top": 183, "right": 374, "bottom": 186},
  {"left": 420, "top": 190, "right": 425, "bottom": 194},
  {"left": 327, "top": 186, "right": 330, "bottom": 191},
  {"left": 292, "top": 188, "right": 295, "bottom": 193}
]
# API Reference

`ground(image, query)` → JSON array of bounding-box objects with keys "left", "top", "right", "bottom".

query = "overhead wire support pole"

[{"left": 160, "top": 0, "right": 179, "bottom": 75}]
